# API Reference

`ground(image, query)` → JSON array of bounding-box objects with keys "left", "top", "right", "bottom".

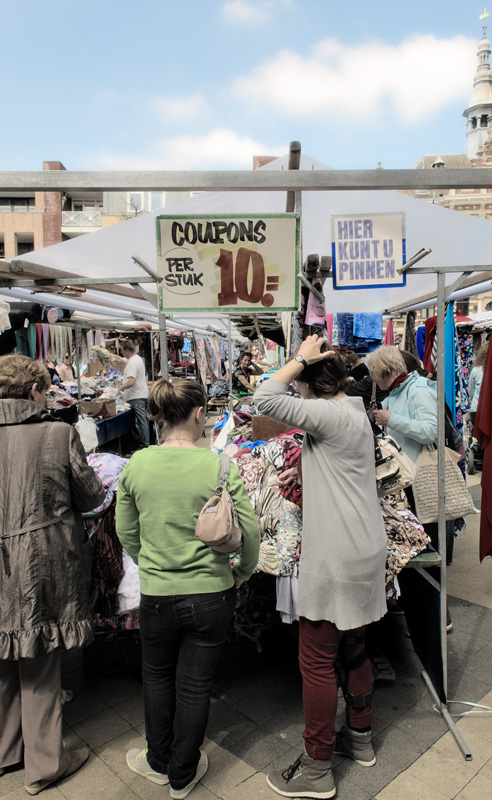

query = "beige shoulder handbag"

[{"left": 195, "top": 453, "right": 243, "bottom": 554}]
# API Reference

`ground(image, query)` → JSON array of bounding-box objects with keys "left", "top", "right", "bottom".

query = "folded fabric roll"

[
  {"left": 337, "top": 313, "right": 356, "bottom": 347},
  {"left": 353, "top": 312, "right": 383, "bottom": 340}
]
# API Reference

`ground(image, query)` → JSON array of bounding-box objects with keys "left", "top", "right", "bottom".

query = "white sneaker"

[
  {"left": 170, "top": 751, "right": 208, "bottom": 799},
  {"left": 126, "top": 748, "right": 169, "bottom": 785}
]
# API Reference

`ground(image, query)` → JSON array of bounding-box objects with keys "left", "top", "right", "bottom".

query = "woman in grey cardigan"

[
  {"left": 0, "top": 354, "right": 105, "bottom": 795},
  {"left": 254, "top": 335, "right": 386, "bottom": 800}
]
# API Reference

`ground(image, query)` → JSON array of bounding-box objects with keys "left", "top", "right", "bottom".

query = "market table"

[{"left": 95, "top": 409, "right": 133, "bottom": 449}]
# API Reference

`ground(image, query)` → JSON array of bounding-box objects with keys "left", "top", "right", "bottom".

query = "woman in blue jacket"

[
  {"left": 366, "top": 346, "right": 456, "bottom": 632},
  {"left": 367, "top": 346, "right": 437, "bottom": 462}
]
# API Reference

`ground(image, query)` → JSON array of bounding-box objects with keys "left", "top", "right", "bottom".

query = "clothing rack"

[{"left": 390, "top": 262, "right": 492, "bottom": 760}]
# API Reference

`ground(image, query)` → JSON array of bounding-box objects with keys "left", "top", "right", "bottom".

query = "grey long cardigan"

[
  {"left": 254, "top": 380, "right": 387, "bottom": 630},
  {"left": 0, "top": 399, "right": 105, "bottom": 660}
]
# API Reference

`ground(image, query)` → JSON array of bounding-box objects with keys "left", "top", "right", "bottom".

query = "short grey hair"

[{"left": 367, "top": 346, "right": 406, "bottom": 381}]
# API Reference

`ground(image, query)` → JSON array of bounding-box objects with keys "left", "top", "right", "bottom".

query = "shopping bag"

[{"left": 413, "top": 446, "right": 479, "bottom": 524}]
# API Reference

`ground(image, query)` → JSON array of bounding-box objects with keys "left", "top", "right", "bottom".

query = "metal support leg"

[{"left": 421, "top": 671, "right": 473, "bottom": 761}]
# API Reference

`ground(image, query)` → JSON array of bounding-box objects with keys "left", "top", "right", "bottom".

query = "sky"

[{"left": 1, "top": 1, "right": 488, "bottom": 172}]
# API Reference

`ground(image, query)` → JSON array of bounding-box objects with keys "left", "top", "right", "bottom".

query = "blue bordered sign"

[{"left": 331, "top": 212, "right": 406, "bottom": 290}]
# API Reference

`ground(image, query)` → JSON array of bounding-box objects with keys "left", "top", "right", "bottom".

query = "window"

[
  {"left": 150, "top": 192, "right": 165, "bottom": 211},
  {"left": 128, "top": 192, "right": 143, "bottom": 213},
  {"left": 0, "top": 197, "right": 35, "bottom": 212},
  {"left": 481, "top": 115, "right": 489, "bottom": 128},
  {"left": 72, "top": 200, "right": 101, "bottom": 212},
  {"left": 16, "top": 234, "right": 34, "bottom": 256}
]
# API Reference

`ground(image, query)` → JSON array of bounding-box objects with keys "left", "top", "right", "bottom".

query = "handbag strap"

[
  {"left": 370, "top": 380, "right": 377, "bottom": 409},
  {"left": 215, "top": 453, "right": 231, "bottom": 495}
]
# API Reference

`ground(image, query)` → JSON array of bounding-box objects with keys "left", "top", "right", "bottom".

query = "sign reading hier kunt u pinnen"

[
  {"left": 156, "top": 214, "right": 300, "bottom": 313},
  {"left": 331, "top": 212, "right": 406, "bottom": 290}
]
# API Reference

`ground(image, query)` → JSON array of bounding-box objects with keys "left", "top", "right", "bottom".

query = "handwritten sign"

[
  {"left": 156, "top": 214, "right": 300, "bottom": 313},
  {"left": 331, "top": 213, "right": 406, "bottom": 290}
]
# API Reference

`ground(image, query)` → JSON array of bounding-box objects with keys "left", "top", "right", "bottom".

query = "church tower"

[{"left": 463, "top": 10, "right": 492, "bottom": 160}]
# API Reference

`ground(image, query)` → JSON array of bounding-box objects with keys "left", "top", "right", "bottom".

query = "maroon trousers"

[{"left": 299, "top": 617, "right": 374, "bottom": 760}]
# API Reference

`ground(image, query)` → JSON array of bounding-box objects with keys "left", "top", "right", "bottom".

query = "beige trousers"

[{"left": 0, "top": 651, "right": 71, "bottom": 785}]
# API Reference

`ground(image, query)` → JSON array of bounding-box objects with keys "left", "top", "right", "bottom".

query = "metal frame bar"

[
  {"left": 0, "top": 276, "right": 156, "bottom": 288},
  {"left": 2, "top": 167, "right": 492, "bottom": 192}
]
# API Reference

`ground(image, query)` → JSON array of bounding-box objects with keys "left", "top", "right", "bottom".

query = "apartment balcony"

[{"left": 62, "top": 210, "right": 102, "bottom": 237}]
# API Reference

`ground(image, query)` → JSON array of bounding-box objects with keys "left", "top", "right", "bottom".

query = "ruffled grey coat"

[{"left": 0, "top": 399, "right": 105, "bottom": 660}]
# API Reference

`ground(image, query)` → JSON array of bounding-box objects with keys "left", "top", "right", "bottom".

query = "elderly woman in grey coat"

[{"left": 0, "top": 354, "right": 105, "bottom": 795}]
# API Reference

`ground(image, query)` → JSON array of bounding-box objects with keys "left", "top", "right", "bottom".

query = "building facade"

[{"left": 0, "top": 163, "right": 175, "bottom": 261}]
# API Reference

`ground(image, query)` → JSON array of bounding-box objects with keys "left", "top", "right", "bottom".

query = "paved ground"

[{"left": 1, "top": 459, "right": 491, "bottom": 799}]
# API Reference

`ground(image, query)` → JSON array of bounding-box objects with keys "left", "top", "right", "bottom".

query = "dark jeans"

[
  {"left": 128, "top": 398, "right": 150, "bottom": 448},
  {"left": 139, "top": 588, "right": 236, "bottom": 789}
]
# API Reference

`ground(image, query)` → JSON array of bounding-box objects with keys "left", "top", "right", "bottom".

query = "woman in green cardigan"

[{"left": 116, "top": 378, "right": 260, "bottom": 800}]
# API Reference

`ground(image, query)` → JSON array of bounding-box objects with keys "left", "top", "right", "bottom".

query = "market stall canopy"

[{"left": 2, "top": 154, "right": 492, "bottom": 316}]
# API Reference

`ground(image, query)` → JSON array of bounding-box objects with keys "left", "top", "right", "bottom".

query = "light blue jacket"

[{"left": 382, "top": 372, "right": 437, "bottom": 462}]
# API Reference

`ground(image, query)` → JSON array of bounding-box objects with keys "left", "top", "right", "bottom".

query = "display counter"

[{"left": 95, "top": 409, "right": 133, "bottom": 447}]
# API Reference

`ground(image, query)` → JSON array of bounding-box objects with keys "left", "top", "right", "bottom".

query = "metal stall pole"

[
  {"left": 150, "top": 330, "right": 155, "bottom": 382},
  {"left": 228, "top": 316, "right": 233, "bottom": 415},
  {"left": 158, "top": 311, "right": 169, "bottom": 380},
  {"left": 74, "top": 322, "right": 82, "bottom": 410},
  {"left": 421, "top": 271, "right": 472, "bottom": 761},
  {"left": 436, "top": 272, "right": 448, "bottom": 692}
]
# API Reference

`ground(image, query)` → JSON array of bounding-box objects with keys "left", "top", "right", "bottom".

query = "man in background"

[{"left": 113, "top": 339, "right": 150, "bottom": 449}]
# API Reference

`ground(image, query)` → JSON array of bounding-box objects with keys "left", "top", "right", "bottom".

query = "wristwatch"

[{"left": 294, "top": 354, "right": 308, "bottom": 369}]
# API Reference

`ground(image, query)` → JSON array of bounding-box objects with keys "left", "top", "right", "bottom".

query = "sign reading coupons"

[
  {"left": 156, "top": 214, "right": 300, "bottom": 313},
  {"left": 331, "top": 212, "right": 406, "bottom": 290}
]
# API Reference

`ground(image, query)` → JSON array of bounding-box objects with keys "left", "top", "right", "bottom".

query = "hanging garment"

[
  {"left": 326, "top": 313, "right": 334, "bottom": 344},
  {"left": 383, "top": 318, "right": 394, "bottom": 345},
  {"left": 0, "top": 300, "right": 10, "bottom": 333},
  {"left": 90, "top": 502, "right": 124, "bottom": 618},
  {"left": 304, "top": 277, "right": 327, "bottom": 327},
  {"left": 444, "top": 303, "right": 457, "bottom": 422},
  {"left": 249, "top": 462, "right": 285, "bottom": 539},
  {"left": 331, "top": 313, "right": 339, "bottom": 346},
  {"left": 474, "top": 342, "right": 492, "bottom": 561},
  {"left": 416, "top": 325, "right": 426, "bottom": 361},
  {"left": 194, "top": 334, "right": 209, "bottom": 386},
  {"left": 256, "top": 501, "right": 303, "bottom": 577},
  {"left": 381, "top": 499, "right": 430, "bottom": 597},
  {"left": 403, "top": 311, "right": 419, "bottom": 358},
  {"left": 423, "top": 316, "right": 437, "bottom": 373}
]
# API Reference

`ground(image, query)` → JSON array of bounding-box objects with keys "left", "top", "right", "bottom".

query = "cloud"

[
  {"left": 92, "top": 128, "right": 285, "bottom": 170},
  {"left": 231, "top": 34, "right": 476, "bottom": 123},
  {"left": 153, "top": 94, "right": 210, "bottom": 122},
  {"left": 222, "top": 0, "right": 292, "bottom": 25}
]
